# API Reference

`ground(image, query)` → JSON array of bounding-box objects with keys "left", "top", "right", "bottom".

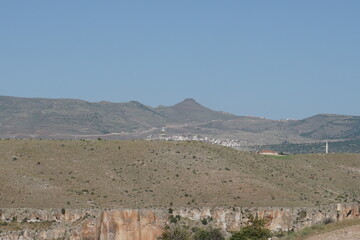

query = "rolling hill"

[
  {"left": 1, "top": 95, "right": 360, "bottom": 146},
  {"left": 1, "top": 139, "right": 360, "bottom": 208}
]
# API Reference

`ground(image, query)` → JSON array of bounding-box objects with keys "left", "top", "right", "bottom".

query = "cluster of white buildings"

[{"left": 147, "top": 134, "right": 243, "bottom": 148}]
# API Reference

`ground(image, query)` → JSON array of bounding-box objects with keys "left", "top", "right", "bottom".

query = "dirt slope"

[
  {"left": 1, "top": 139, "right": 360, "bottom": 209},
  {"left": 306, "top": 224, "right": 360, "bottom": 240}
]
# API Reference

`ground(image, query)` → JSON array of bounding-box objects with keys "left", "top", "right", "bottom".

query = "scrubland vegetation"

[
  {"left": 1, "top": 139, "right": 360, "bottom": 209},
  {"left": 159, "top": 214, "right": 270, "bottom": 240}
]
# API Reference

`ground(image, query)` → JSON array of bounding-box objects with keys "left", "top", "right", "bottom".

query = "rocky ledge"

[{"left": 0, "top": 203, "right": 359, "bottom": 240}]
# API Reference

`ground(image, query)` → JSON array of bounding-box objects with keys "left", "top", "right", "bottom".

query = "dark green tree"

[{"left": 229, "top": 215, "right": 272, "bottom": 240}]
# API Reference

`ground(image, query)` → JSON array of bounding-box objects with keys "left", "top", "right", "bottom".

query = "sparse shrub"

[
  {"left": 169, "top": 215, "right": 178, "bottom": 224},
  {"left": 323, "top": 217, "right": 334, "bottom": 225},
  {"left": 200, "top": 217, "right": 213, "bottom": 226},
  {"left": 61, "top": 208, "right": 66, "bottom": 215},
  {"left": 158, "top": 225, "right": 192, "bottom": 240},
  {"left": 297, "top": 210, "right": 306, "bottom": 220},
  {"left": 159, "top": 225, "right": 224, "bottom": 240},
  {"left": 273, "top": 230, "right": 287, "bottom": 238},
  {"left": 193, "top": 227, "right": 225, "bottom": 240},
  {"left": 229, "top": 215, "right": 271, "bottom": 240}
]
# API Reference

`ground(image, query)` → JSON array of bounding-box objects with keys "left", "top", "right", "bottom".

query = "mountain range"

[{"left": 1, "top": 95, "right": 360, "bottom": 146}]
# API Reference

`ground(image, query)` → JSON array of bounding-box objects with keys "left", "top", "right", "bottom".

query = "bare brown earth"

[
  {"left": 1, "top": 139, "right": 360, "bottom": 209},
  {"left": 306, "top": 224, "right": 360, "bottom": 240}
]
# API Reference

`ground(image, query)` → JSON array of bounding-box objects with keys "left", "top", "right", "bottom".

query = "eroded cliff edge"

[{"left": 0, "top": 203, "right": 359, "bottom": 240}]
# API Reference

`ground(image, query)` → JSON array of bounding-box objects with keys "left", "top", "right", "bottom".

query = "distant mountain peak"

[
  {"left": 183, "top": 98, "right": 197, "bottom": 103},
  {"left": 130, "top": 100, "right": 142, "bottom": 105},
  {"left": 175, "top": 98, "right": 202, "bottom": 107},
  {"left": 3, "top": 95, "right": 360, "bottom": 143}
]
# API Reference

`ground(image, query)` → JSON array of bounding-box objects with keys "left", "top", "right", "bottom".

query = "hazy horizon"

[
  {"left": 1, "top": 1, "right": 359, "bottom": 119},
  {"left": 1, "top": 94, "right": 351, "bottom": 121}
]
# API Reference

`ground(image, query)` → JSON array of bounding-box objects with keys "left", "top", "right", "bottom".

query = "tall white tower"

[
  {"left": 160, "top": 127, "right": 166, "bottom": 139},
  {"left": 325, "top": 141, "right": 329, "bottom": 154}
]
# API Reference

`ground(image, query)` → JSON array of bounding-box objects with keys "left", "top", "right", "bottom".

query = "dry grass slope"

[{"left": 1, "top": 139, "right": 360, "bottom": 209}]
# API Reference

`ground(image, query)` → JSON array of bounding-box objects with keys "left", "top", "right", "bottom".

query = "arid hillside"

[
  {"left": 2, "top": 96, "right": 360, "bottom": 146},
  {"left": 1, "top": 139, "right": 359, "bottom": 209}
]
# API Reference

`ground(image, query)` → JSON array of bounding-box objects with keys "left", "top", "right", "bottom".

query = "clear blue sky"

[{"left": 1, "top": 1, "right": 359, "bottom": 119}]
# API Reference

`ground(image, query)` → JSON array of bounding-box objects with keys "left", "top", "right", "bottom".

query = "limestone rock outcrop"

[
  {"left": 0, "top": 203, "right": 359, "bottom": 240},
  {"left": 70, "top": 209, "right": 165, "bottom": 240}
]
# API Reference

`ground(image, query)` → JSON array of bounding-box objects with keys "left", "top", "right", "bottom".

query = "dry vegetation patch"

[
  {"left": 1, "top": 139, "right": 360, "bottom": 208},
  {"left": 280, "top": 219, "right": 360, "bottom": 240},
  {"left": 0, "top": 220, "right": 54, "bottom": 232}
]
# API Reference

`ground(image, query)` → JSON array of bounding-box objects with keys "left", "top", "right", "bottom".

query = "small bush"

[
  {"left": 273, "top": 230, "right": 287, "bottom": 238},
  {"left": 193, "top": 227, "right": 225, "bottom": 240},
  {"left": 230, "top": 215, "right": 271, "bottom": 240},
  {"left": 323, "top": 217, "right": 334, "bottom": 225},
  {"left": 169, "top": 215, "right": 178, "bottom": 224},
  {"left": 159, "top": 225, "right": 224, "bottom": 240},
  {"left": 200, "top": 216, "right": 213, "bottom": 225},
  {"left": 297, "top": 210, "right": 307, "bottom": 220},
  {"left": 158, "top": 225, "right": 192, "bottom": 240}
]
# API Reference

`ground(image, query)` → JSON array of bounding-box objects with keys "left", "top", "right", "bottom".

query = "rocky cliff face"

[
  {"left": 0, "top": 203, "right": 359, "bottom": 240},
  {"left": 70, "top": 209, "right": 166, "bottom": 240}
]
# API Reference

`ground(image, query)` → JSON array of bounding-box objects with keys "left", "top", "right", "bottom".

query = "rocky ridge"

[
  {"left": 2, "top": 96, "right": 360, "bottom": 145},
  {"left": 0, "top": 203, "right": 359, "bottom": 240}
]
